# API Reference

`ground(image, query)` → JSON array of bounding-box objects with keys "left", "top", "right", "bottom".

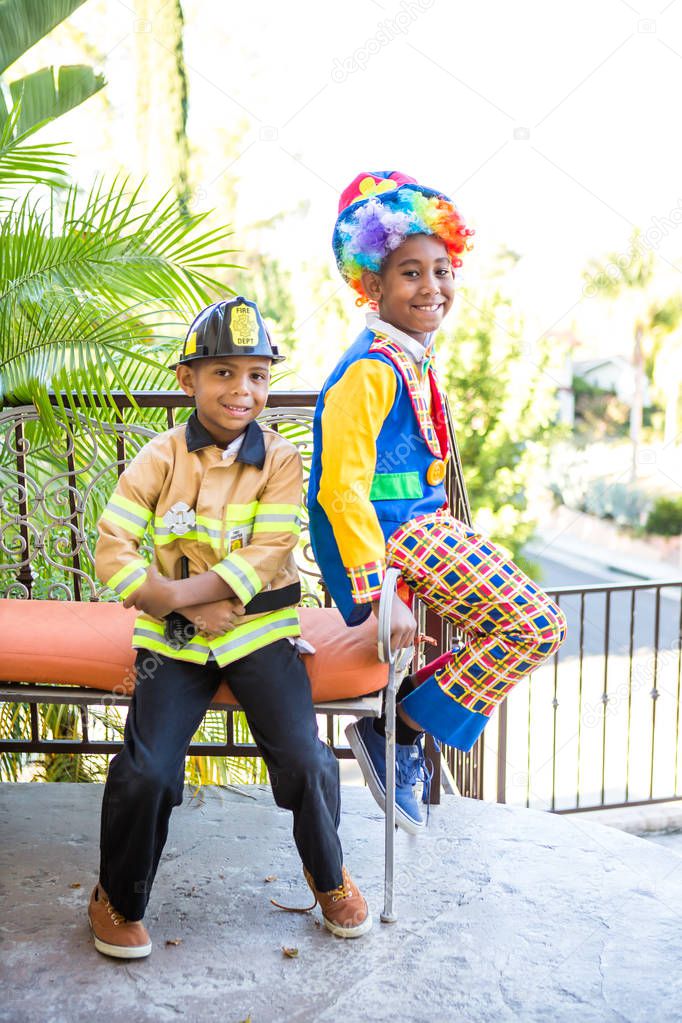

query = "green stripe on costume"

[{"left": 369, "top": 471, "right": 423, "bottom": 501}]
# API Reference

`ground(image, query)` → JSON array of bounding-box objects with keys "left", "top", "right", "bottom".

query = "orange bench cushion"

[{"left": 0, "top": 599, "right": 387, "bottom": 703}]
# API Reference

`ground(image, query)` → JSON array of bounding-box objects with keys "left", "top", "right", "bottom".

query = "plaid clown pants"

[{"left": 386, "top": 512, "right": 567, "bottom": 751}]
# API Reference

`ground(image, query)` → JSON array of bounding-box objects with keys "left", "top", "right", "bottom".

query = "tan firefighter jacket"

[{"left": 95, "top": 411, "right": 303, "bottom": 667}]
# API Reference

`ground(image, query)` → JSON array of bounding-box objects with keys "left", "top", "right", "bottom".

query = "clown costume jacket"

[{"left": 308, "top": 313, "right": 451, "bottom": 626}]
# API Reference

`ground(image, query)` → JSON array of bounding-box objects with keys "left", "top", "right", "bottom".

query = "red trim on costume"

[
  {"left": 428, "top": 368, "right": 450, "bottom": 461},
  {"left": 414, "top": 651, "right": 455, "bottom": 685}
]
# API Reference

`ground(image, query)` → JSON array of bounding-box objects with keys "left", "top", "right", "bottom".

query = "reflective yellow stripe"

[
  {"left": 152, "top": 525, "right": 200, "bottom": 547},
  {"left": 151, "top": 511, "right": 258, "bottom": 552},
  {"left": 107, "top": 558, "right": 148, "bottom": 599},
  {"left": 132, "top": 615, "right": 211, "bottom": 662},
  {"left": 102, "top": 507, "right": 147, "bottom": 539},
  {"left": 109, "top": 494, "right": 152, "bottom": 521},
  {"left": 210, "top": 550, "right": 261, "bottom": 603},
  {"left": 209, "top": 608, "right": 301, "bottom": 665},
  {"left": 102, "top": 495, "right": 151, "bottom": 538},
  {"left": 223, "top": 502, "right": 258, "bottom": 525},
  {"left": 253, "top": 503, "right": 302, "bottom": 535},
  {"left": 132, "top": 631, "right": 209, "bottom": 664},
  {"left": 132, "top": 609, "right": 301, "bottom": 667},
  {"left": 256, "top": 503, "right": 301, "bottom": 516}
]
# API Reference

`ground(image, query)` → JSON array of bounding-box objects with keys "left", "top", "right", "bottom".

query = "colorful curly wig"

[{"left": 332, "top": 171, "right": 474, "bottom": 303}]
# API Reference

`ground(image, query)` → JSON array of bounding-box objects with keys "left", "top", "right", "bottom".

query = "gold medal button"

[{"left": 426, "top": 459, "right": 446, "bottom": 486}]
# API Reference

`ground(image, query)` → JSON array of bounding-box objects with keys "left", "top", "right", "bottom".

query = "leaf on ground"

[
  {"left": 165, "top": 938, "right": 182, "bottom": 946},
  {"left": 264, "top": 875, "right": 277, "bottom": 883},
  {"left": 69, "top": 882, "right": 81, "bottom": 889},
  {"left": 282, "top": 946, "right": 299, "bottom": 958}
]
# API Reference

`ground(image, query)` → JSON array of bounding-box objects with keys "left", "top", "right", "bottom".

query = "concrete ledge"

[
  {"left": 572, "top": 800, "right": 682, "bottom": 837},
  {"left": 2, "top": 783, "right": 682, "bottom": 1023}
]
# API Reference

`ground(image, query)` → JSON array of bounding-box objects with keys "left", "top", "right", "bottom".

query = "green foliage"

[
  {"left": 0, "top": 104, "right": 70, "bottom": 194},
  {"left": 439, "top": 288, "right": 561, "bottom": 573},
  {"left": 0, "top": 0, "right": 264, "bottom": 786},
  {"left": 0, "top": 175, "right": 238, "bottom": 434},
  {"left": 646, "top": 494, "right": 682, "bottom": 537},
  {"left": 0, "top": 699, "right": 270, "bottom": 785},
  {"left": 0, "top": 0, "right": 105, "bottom": 135},
  {"left": 0, "top": 0, "right": 88, "bottom": 74},
  {"left": 8, "top": 63, "right": 105, "bottom": 135}
]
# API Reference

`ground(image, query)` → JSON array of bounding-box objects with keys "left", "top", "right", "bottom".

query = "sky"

[{"left": 17, "top": 0, "right": 682, "bottom": 379}]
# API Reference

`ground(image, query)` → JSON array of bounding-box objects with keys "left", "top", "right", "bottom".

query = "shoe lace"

[
  {"left": 396, "top": 741, "right": 434, "bottom": 822},
  {"left": 396, "top": 741, "right": 430, "bottom": 788},
  {"left": 270, "top": 893, "right": 318, "bottom": 913},
  {"left": 104, "top": 897, "right": 126, "bottom": 927},
  {"left": 328, "top": 880, "right": 353, "bottom": 903},
  {"left": 271, "top": 869, "right": 353, "bottom": 912}
]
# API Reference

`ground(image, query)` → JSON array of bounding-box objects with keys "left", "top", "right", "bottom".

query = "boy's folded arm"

[
  {"left": 175, "top": 598, "right": 245, "bottom": 635},
  {"left": 95, "top": 441, "right": 169, "bottom": 600},
  {"left": 317, "top": 359, "right": 396, "bottom": 604},
  {"left": 177, "top": 444, "right": 304, "bottom": 608}
]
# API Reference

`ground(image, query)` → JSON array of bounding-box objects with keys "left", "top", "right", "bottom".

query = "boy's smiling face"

[
  {"left": 361, "top": 234, "right": 455, "bottom": 343},
  {"left": 176, "top": 355, "right": 271, "bottom": 445}
]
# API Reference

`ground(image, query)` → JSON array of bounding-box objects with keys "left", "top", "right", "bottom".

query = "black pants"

[{"left": 99, "top": 639, "right": 343, "bottom": 921}]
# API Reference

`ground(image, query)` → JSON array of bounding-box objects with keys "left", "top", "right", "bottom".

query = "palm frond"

[
  {"left": 0, "top": 0, "right": 89, "bottom": 75},
  {"left": 8, "top": 63, "right": 105, "bottom": 135},
  {"left": 0, "top": 102, "right": 70, "bottom": 192},
  {"left": 0, "top": 287, "right": 182, "bottom": 433},
  {"left": 1, "top": 178, "right": 239, "bottom": 315}
]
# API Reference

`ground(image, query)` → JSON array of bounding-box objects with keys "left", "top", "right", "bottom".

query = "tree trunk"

[{"left": 134, "top": 0, "right": 190, "bottom": 214}]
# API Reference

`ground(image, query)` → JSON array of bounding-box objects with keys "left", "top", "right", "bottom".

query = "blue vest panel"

[{"left": 309, "top": 329, "right": 448, "bottom": 625}]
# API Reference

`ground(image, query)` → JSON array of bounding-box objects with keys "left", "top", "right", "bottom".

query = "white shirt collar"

[
  {"left": 221, "top": 432, "right": 246, "bottom": 460},
  {"left": 366, "top": 311, "right": 434, "bottom": 368}
]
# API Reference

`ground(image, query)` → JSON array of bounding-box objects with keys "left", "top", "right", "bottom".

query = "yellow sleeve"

[
  {"left": 317, "top": 358, "right": 396, "bottom": 603},
  {"left": 209, "top": 443, "right": 302, "bottom": 603},
  {"left": 95, "top": 439, "right": 168, "bottom": 600}
]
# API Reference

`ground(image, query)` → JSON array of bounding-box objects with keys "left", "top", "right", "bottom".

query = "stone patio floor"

[{"left": 2, "top": 782, "right": 682, "bottom": 1023}]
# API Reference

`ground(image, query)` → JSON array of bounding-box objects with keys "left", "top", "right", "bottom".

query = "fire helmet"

[{"left": 172, "top": 296, "right": 285, "bottom": 368}]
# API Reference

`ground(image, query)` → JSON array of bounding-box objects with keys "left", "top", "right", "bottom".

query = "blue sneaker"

[{"left": 345, "top": 716, "right": 429, "bottom": 835}]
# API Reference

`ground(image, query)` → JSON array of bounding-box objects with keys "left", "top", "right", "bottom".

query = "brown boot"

[
  {"left": 304, "top": 867, "right": 372, "bottom": 938},
  {"left": 88, "top": 883, "right": 152, "bottom": 959}
]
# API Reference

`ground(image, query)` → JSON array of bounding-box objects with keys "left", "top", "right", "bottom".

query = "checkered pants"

[{"left": 386, "top": 512, "right": 567, "bottom": 751}]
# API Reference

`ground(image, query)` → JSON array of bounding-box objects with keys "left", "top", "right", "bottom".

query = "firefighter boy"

[{"left": 88, "top": 297, "right": 370, "bottom": 958}]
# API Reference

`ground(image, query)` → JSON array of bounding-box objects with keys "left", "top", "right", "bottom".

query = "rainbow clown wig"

[{"left": 332, "top": 171, "right": 474, "bottom": 304}]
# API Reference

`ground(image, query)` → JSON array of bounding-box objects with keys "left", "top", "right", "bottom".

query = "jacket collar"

[{"left": 185, "top": 411, "right": 266, "bottom": 469}]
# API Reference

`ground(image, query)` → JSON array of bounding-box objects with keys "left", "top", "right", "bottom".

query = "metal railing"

[
  {"left": 493, "top": 577, "right": 682, "bottom": 813},
  {"left": 5, "top": 391, "right": 678, "bottom": 814}
]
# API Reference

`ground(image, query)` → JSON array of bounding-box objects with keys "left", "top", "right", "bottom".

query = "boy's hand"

[
  {"left": 372, "top": 593, "right": 417, "bottom": 652},
  {"left": 123, "top": 565, "right": 179, "bottom": 618},
  {"left": 181, "top": 598, "right": 246, "bottom": 636}
]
